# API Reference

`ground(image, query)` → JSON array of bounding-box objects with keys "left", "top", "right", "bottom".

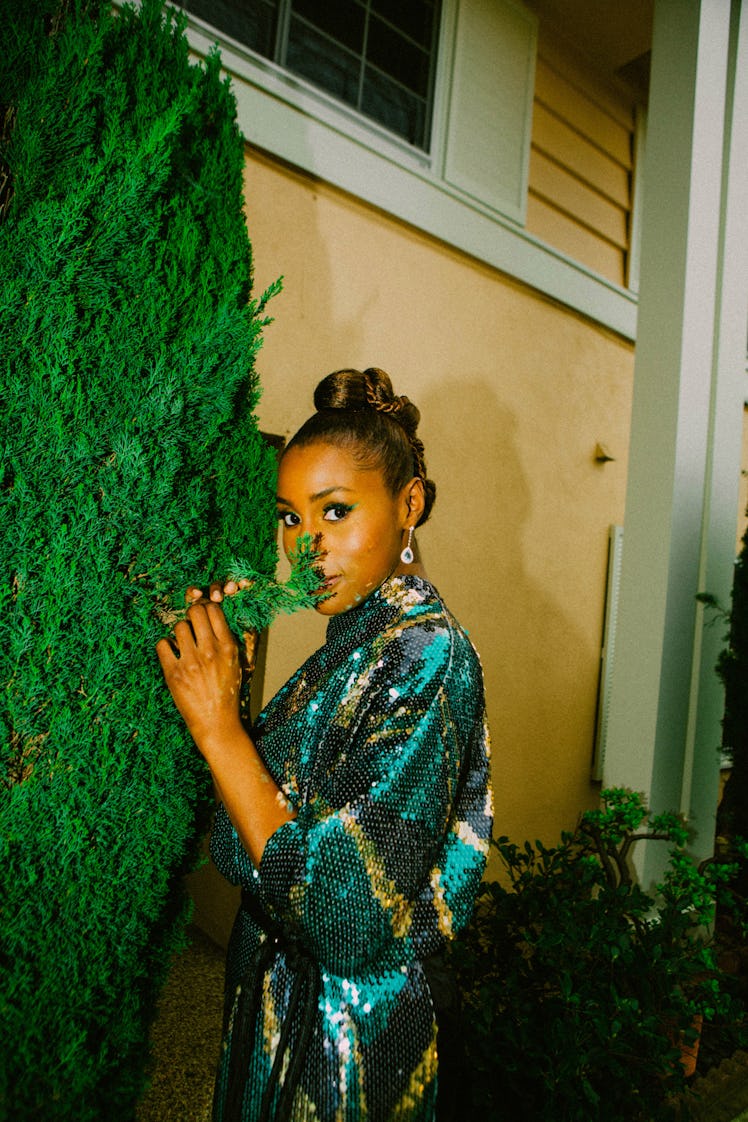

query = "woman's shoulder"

[
  {"left": 382, "top": 574, "right": 473, "bottom": 634},
  {"left": 377, "top": 575, "right": 483, "bottom": 680}
]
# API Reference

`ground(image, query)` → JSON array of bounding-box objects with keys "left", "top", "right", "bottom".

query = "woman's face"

[{"left": 276, "top": 441, "right": 415, "bottom": 615}]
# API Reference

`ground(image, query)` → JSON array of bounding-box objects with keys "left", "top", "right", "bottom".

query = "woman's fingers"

[
  {"left": 184, "top": 601, "right": 214, "bottom": 647},
  {"left": 169, "top": 616, "right": 199, "bottom": 655},
  {"left": 215, "top": 578, "right": 252, "bottom": 598},
  {"left": 155, "top": 636, "right": 178, "bottom": 671},
  {"left": 184, "top": 577, "right": 252, "bottom": 606},
  {"left": 165, "top": 600, "right": 238, "bottom": 656},
  {"left": 203, "top": 600, "right": 237, "bottom": 646}
]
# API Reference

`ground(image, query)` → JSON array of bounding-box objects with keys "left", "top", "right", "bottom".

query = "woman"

[{"left": 157, "top": 368, "right": 493, "bottom": 1122}]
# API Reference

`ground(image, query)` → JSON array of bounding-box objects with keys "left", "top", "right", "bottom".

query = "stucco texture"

[{"left": 240, "top": 147, "right": 635, "bottom": 858}]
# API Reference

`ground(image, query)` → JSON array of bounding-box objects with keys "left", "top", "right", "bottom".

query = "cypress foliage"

[{"left": 0, "top": 1, "right": 287, "bottom": 1115}]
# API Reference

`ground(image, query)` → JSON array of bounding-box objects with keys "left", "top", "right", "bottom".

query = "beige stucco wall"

[{"left": 240, "top": 146, "right": 635, "bottom": 854}]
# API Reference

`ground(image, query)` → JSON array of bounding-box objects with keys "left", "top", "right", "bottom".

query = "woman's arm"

[
  {"left": 155, "top": 597, "right": 295, "bottom": 866},
  {"left": 249, "top": 621, "right": 492, "bottom": 975}
]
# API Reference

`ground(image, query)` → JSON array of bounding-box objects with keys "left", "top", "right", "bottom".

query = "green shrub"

[
  {"left": 449, "top": 788, "right": 748, "bottom": 1122},
  {"left": 716, "top": 518, "right": 748, "bottom": 871},
  {"left": 0, "top": 1, "right": 286, "bottom": 1116}
]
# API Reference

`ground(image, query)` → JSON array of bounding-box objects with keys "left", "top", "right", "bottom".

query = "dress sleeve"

[{"left": 254, "top": 617, "right": 492, "bottom": 976}]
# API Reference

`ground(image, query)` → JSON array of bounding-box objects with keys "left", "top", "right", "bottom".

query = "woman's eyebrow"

[{"left": 276, "top": 486, "right": 356, "bottom": 505}]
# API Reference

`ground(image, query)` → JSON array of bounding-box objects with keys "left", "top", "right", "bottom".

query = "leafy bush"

[
  {"left": 0, "top": 1, "right": 291, "bottom": 1116},
  {"left": 449, "top": 788, "right": 748, "bottom": 1122},
  {"left": 714, "top": 517, "right": 748, "bottom": 885}
]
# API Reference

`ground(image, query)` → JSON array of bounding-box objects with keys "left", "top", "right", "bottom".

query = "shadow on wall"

[{"left": 421, "top": 375, "right": 599, "bottom": 854}]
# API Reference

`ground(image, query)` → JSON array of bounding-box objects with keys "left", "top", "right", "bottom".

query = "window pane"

[
  {"left": 292, "top": 0, "right": 365, "bottom": 55},
  {"left": 371, "top": 0, "right": 439, "bottom": 50},
  {"left": 180, "top": 0, "right": 441, "bottom": 151},
  {"left": 287, "top": 16, "right": 361, "bottom": 106},
  {"left": 178, "top": 0, "right": 278, "bottom": 58},
  {"left": 362, "top": 67, "right": 426, "bottom": 147},
  {"left": 367, "top": 16, "right": 431, "bottom": 97}
]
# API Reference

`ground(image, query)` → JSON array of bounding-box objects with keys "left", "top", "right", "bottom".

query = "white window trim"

[{"left": 178, "top": 1, "right": 638, "bottom": 342}]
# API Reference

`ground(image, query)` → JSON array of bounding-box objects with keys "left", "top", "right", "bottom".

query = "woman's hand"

[
  {"left": 156, "top": 599, "right": 244, "bottom": 756},
  {"left": 156, "top": 593, "right": 295, "bottom": 866},
  {"left": 183, "top": 579, "right": 257, "bottom": 686}
]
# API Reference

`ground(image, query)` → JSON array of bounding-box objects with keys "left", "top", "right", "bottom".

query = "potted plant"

[{"left": 448, "top": 788, "right": 748, "bottom": 1122}]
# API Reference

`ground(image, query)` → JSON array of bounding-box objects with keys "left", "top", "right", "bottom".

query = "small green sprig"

[{"left": 220, "top": 532, "right": 326, "bottom": 636}]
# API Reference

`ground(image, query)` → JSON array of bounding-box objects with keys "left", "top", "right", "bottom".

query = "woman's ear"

[{"left": 404, "top": 477, "right": 426, "bottom": 525}]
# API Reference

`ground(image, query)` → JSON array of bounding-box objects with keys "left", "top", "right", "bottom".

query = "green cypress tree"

[{"left": 0, "top": 1, "right": 309, "bottom": 1115}]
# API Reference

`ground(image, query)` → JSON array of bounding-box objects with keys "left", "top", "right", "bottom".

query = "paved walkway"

[
  {"left": 136, "top": 926, "right": 223, "bottom": 1122},
  {"left": 689, "top": 1051, "right": 748, "bottom": 1122}
]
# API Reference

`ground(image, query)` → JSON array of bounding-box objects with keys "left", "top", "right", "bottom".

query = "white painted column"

[
  {"left": 687, "top": 0, "right": 748, "bottom": 839},
  {"left": 603, "top": 0, "right": 748, "bottom": 878}
]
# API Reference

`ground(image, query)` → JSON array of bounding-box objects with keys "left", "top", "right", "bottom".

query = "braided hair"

[{"left": 284, "top": 367, "right": 436, "bottom": 526}]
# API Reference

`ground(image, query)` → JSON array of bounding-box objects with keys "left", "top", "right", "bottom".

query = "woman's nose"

[{"left": 289, "top": 525, "right": 324, "bottom": 548}]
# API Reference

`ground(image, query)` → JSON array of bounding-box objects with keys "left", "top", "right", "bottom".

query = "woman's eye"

[
  {"left": 277, "top": 510, "right": 300, "bottom": 528},
  {"left": 323, "top": 504, "right": 353, "bottom": 522}
]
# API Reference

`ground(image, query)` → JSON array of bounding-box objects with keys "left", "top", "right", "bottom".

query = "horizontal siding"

[
  {"left": 530, "top": 149, "right": 628, "bottom": 249},
  {"left": 534, "top": 59, "right": 633, "bottom": 165},
  {"left": 526, "top": 194, "right": 625, "bottom": 286},
  {"left": 532, "top": 103, "right": 630, "bottom": 208},
  {"left": 527, "top": 192, "right": 628, "bottom": 282},
  {"left": 527, "top": 48, "right": 637, "bottom": 287}
]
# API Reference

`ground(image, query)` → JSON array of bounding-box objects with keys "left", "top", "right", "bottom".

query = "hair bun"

[
  {"left": 313, "top": 368, "right": 419, "bottom": 430},
  {"left": 362, "top": 368, "right": 420, "bottom": 435},
  {"left": 313, "top": 369, "right": 369, "bottom": 412}
]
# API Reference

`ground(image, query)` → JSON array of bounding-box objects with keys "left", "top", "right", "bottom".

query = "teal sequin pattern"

[{"left": 211, "top": 575, "right": 493, "bottom": 1121}]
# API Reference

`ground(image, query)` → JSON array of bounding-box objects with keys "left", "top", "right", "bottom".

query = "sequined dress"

[{"left": 210, "top": 574, "right": 493, "bottom": 1121}]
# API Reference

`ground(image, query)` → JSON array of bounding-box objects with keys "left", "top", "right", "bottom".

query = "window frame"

[
  {"left": 172, "top": 0, "right": 638, "bottom": 340},
  {"left": 178, "top": 0, "right": 441, "bottom": 170},
  {"left": 273, "top": 0, "right": 444, "bottom": 154}
]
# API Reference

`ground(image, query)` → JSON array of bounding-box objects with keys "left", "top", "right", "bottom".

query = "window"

[
  {"left": 173, "top": 0, "right": 636, "bottom": 337},
  {"left": 177, "top": 0, "right": 442, "bottom": 151}
]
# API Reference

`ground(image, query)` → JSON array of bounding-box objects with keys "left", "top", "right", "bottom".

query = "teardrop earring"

[{"left": 400, "top": 526, "right": 415, "bottom": 565}]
